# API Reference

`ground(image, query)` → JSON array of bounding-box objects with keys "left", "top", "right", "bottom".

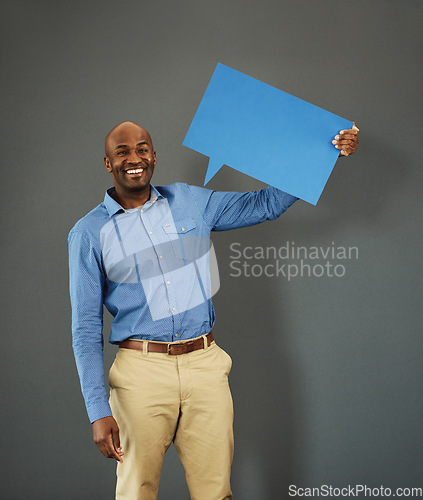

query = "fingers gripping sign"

[
  {"left": 333, "top": 123, "right": 360, "bottom": 157},
  {"left": 92, "top": 416, "right": 124, "bottom": 463}
]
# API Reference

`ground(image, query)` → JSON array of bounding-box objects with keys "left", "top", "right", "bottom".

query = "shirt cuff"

[{"left": 87, "top": 400, "right": 113, "bottom": 424}]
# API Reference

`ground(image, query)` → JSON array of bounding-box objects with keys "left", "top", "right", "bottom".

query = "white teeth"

[{"left": 126, "top": 168, "right": 144, "bottom": 174}]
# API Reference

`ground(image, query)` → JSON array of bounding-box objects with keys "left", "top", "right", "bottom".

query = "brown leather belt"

[{"left": 119, "top": 332, "right": 214, "bottom": 355}]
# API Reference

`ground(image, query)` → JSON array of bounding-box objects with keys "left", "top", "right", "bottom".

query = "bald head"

[{"left": 105, "top": 121, "right": 154, "bottom": 157}]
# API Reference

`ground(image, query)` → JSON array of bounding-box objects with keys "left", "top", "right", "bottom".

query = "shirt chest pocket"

[{"left": 162, "top": 218, "right": 202, "bottom": 263}]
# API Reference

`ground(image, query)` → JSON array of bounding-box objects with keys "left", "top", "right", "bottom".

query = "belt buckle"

[{"left": 167, "top": 343, "right": 172, "bottom": 355}]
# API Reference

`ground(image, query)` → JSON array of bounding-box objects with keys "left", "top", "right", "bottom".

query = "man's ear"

[
  {"left": 153, "top": 151, "right": 157, "bottom": 167},
  {"left": 104, "top": 156, "right": 112, "bottom": 173}
]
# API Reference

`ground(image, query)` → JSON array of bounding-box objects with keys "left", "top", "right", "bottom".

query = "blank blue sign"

[{"left": 183, "top": 63, "right": 353, "bottom": 205}]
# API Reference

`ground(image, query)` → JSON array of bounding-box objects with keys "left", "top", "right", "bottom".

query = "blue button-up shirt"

[{"left": 68, "top": 182, "right": 297, "bottom": 422}]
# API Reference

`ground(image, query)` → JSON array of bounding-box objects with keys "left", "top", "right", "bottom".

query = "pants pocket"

[
  {"left": 108, "top": 352, "right": 119, "bottom": 387},
  {"left": 216, "top": 345, "right": 233, "bottom": 375}
]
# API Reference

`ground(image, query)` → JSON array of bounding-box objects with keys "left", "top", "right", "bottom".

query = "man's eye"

[
  {"left": 138, "top": 149, "right": 147, "bottom": 154},
  {"left": 116, "top": 151, "right": 126, "bottom": 156}
]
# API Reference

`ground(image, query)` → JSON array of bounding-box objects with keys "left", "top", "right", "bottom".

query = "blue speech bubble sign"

[{"left": 183, "top": 63, "right": 353, "bottom": 205}]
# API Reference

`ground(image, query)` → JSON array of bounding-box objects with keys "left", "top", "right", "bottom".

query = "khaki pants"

[{"left": 109, "top": 338, "right": 234, "bottom": 500}]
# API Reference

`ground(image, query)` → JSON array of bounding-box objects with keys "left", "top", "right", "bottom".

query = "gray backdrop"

[{"left": 2, "top": 0, "right": 422, "bottom": 498}]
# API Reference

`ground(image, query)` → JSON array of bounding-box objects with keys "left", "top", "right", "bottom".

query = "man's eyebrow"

[{"left": 114, "top": 141, "right": 149, "bottom": 150}]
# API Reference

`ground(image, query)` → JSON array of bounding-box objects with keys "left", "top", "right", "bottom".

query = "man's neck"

[{"left": 113, "top": 185, "right": 151, "bottom": 209}]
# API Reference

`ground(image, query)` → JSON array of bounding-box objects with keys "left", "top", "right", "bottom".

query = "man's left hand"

[{"left": 332, "top": 123, "right": 359, "bottom": 157}]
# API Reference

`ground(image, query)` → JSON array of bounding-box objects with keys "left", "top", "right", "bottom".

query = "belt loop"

[
  {"left": 143, "top": 340, "right": 148, "bottom": 355},
  {"left": 202, "top": 334, "right": 208, "bottom": 350}
]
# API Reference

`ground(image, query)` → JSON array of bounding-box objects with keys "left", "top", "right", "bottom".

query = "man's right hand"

[{"left": 92, "top": 416, "right": 124, "bottom": 463}]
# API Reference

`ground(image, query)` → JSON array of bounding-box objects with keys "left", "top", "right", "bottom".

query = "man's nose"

[{"left": 127, "top": 150, "right": 142, "bottom": 163}]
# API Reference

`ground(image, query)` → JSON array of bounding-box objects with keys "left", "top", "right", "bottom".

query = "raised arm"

[{"left": 189, "top": 184, "right": 298, "bottom": 232}]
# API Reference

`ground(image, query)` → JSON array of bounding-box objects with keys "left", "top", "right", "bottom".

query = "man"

[{"left": 68, "top": 121, "right": 358, "bottom": 499}]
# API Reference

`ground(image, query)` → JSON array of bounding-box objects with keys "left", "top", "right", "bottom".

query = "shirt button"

[
  {"left": 172, "top": 307, "right": 176, "bottom": 311},
  {"left": 181, "top": 227, "right": 185, "bottom": 231},
  {"left": 149, "top": 231, "right": 152, "bottom": 235},
  {"left": 159, "top": 255, "right": 163, "bottom": 259},
  {"left": 140, "top": 209, "right": 143, "bottom": 213},
  {"left": 167, "top": 281, "right": 170, "bottom": 285},
  {"left": 175, "top": 333, "right": 178, "bottom": 337}
]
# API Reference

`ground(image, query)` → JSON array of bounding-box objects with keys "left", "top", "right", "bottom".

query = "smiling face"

[{"left": 104, "top": 122, "right": 156, "bottom": 208}]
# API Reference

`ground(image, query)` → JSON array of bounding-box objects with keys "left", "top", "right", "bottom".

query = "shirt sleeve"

[
  {"left": 68, "top": 229, "right": 113, "bottom": 423},
  {"left": 188, "top": 184, "right": 299, "bottom": 231}
]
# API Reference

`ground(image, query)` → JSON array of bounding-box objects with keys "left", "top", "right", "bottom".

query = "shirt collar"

[{"left": 103, "top": 185, "right": 164, "bottom": 217}]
